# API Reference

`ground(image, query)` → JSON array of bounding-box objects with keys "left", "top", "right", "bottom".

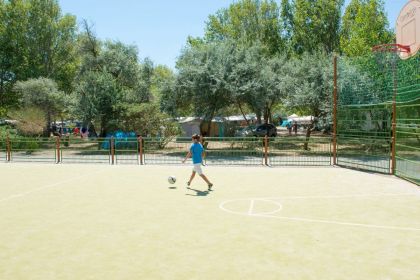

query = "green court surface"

[{"left": 0, "top": 164, "right": 419, "bottom": 280}]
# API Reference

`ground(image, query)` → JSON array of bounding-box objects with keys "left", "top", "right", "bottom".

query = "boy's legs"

[
  {"left": 188, "top": 171, "right": 196, "bottom": 186},
  {"left": 199, "top": 174, "right": 211, "bottom": 185}
]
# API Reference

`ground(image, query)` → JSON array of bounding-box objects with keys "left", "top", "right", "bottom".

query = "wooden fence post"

[
  {"left": 56, "top": 136, "right": 61, "bottom": 163},
  {"left": 138, "top": 136, "right": 143, "bottom": 165},
  {"left": 111, "top": 137, "right": 115, "bottom": 165},
  {"left": 333, "top": 56, "right": 338, "bottom": 165}
]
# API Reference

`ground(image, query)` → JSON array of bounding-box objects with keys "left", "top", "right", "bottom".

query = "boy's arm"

[{"left": 183, "top": 151, "right": 191, "bottom": 163}]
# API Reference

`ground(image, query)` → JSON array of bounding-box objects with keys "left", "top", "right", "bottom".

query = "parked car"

[
  {"left": 234, "top": 125, "right": 256, "bottom": 137},
  {"left": 253, "top": 123, "right": 277, "bottom": 137}
]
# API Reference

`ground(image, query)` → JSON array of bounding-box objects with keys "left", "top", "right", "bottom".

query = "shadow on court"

[{"left": 186, "top": 187, "right": 210, "bottom": 196}]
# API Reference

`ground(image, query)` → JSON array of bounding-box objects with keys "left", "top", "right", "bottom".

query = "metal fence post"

[
  {"left": 6, "top": 136, "right": 11, "bottom": 162},
  {"left": 111, "top": 136, "right": 115, "bottom": 165},
  {"left": 391, "top": 61, "right": 397, "bottom": 175},
  {"left": 138, "top": 136, "right": 143, "bottom": 165},
  {"left": 333, "top": 56, "right": 338, "bottom": 166},
  {"left": 264, "top": 135, "right": 268, "bottom": 166},
  {"left": 56, "top": 136, "right": 61, "bottom": 163}
]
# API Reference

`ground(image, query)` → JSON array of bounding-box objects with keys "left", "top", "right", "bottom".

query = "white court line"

[
  {"left": 0, "top": 169, "right": 106, "bottom": 203},
  {"left": 249, "top": 193, "right": 420, "bottom": 201},
  {"left": 248, "top": 199, "right": 255, "bottom": 215},
  {"left": 219, "top": 195, "right": 420, "bottom": 232},
  {"left": 220, "top": 199, "right": 283, "bottom": 216},
  {"left": 253, "top": 214, "right": 420, "bottom": 232}
]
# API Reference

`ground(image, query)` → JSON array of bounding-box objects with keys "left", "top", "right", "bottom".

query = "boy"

[{"left": 182, "top": 134, "right": 214, "bottom": 191}]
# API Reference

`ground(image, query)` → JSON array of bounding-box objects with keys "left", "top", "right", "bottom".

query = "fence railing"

[{"left": 0, "top": 136, "right": 332, "bottom": 166}]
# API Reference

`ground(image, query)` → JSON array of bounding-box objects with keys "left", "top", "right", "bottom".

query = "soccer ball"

[{"left": 168, "top": 176, "right": 176, "bottom": 184}]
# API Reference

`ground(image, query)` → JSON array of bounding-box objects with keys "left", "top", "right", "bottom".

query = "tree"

[
  {"left": 225, "top": 42, "right": 290, "bottom": 124},
  {"left": 9, "top": 107, "right": 45, "bottom": 137},
  {"left": 280, "top": 0, "right": 294, "bottom": 52},
  {"left": 0, "top": 0, "right": 78, "bottom": 115},
  {"left": 74, "top": 70, "right": 120, "bottom": 136},
  {"left": 74, "top": 23, "right": 156, "bottom": 136},
  {"left": 175, "top": 42, "right": 234, "bottom": 135},
  {"left": 291, "top": 0, "right": 344, "bottom": 54},
  {"left": 151, "top": 65, "right": 175, "bottom": 104},
  {"left": 13, "top": 77, "right": 66, "bottom": 136},
  {"left": 26, "top": 0, "right": 78, "bottom": 92},
  {"left": 120, "top": 103, "right": 180, "bottom": 148},
  {"left": 341, "top": 0, "right": 394, "bottom": 57},
  {"left": 285, "top": 52, "right": 333, "bottom": 149},
  {"left": 205, "top": 0, "right": 285, "bottom": 56}
]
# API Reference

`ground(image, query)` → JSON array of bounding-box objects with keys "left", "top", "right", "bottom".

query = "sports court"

[{"left": 0, "top": 163, "right": 419, "bottom": 279}]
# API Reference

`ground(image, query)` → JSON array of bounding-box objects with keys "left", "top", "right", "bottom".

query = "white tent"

[{"left": 287, "top": 114, "right": 299, "bottom": 120}]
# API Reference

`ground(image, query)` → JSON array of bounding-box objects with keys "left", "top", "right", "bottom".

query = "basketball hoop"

[
  {"left": 372, "top": 44, "right": 411, "bottom": 54},
  {"left": 396, "top": 0, "right": 420, "bottom": 60}
]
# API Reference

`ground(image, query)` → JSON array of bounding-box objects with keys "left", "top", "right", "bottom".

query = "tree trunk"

[
  {"left": 263, "top": 106, "right": 268, "bottom": 124},
  {"left": 238, "top": 102, "right": 249, "bottom": 125},
  {"left": 206, "top": 111, "right": 215, "bottom": 137},
  {"left": 45, "top": 112, "right": 51, "bottom": 137},
  {"left": 304, "top": 121, "right": 314, "bottom": 151},
  {"left": 256, "top": 109, "right": 262, "bottom": 124}
]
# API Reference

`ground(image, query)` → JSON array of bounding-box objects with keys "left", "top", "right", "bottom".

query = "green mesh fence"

[
  {"left": 337, "top": 55, "right": 392, "bottom": 173},
  {"left": 337, "top": 52, "right": 420, "bottom": 184},
  {"left": 395, "top": 54, "right": 420, "bottom": 185}
]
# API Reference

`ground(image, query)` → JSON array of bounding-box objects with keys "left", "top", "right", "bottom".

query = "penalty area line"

[
  {"left": 253, "top": 214, "right": 420, "bottom": 232},
  {"left": 0, "top": 169, "right": 106, "bottom": 203}
]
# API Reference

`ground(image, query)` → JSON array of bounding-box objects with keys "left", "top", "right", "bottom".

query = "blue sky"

[{"left": 59, "top": 0, "right": 407, "bottom": 69}]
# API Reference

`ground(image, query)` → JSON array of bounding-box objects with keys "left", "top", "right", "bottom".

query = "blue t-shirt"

[{"left": 190, "top": 143, "right": 204, "bottom": 164}]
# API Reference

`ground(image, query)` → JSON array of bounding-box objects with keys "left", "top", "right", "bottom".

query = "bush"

[
  {"left": 9, "top": 107, "right": 45, "bottom": 137},
  {"left": 120, "top": 103, "right": 181, "bottom": 149}
]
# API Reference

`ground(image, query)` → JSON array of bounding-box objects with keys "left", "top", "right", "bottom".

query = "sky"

[{"left": 59, "top": 0, "right": 408, "bottom": 69}]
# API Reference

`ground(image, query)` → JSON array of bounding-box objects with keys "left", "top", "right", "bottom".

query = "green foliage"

[
  {"left": 74, "top": 23, "right": 155, "bottom": 136},
  {"left": 0, "top": 0, "right": 78, "bottom": 93},
  {"left": 120, "top": 103, "right": 180, "bottom": 148},
  {"left": 0, "top": 0, "right": 78, "bottom": 118},
  {"left": 286, "top": 52, "right": 333, "bottom": 123},
  {"left": 168, "top": 40, "right": 293, "bottom": 125},
  {"left": 74, "top": 70, "right": 120, "bottom": 134},
  {"left": 175, "top": 41, "right": 234, "bottom": 123},
  {"left": 205, "top": 0, "right": 285, "bottom": 56},
  {"left": 291, "top": 0, "right": 344, "bottom": 54},
  {"left": 13, "top": 77, "right": 66, "bottom": 135},
  {"left": 151, "top": 65, "right": 175, "bottom": 104},
  {"left": 341, "top": 0, "right": 394, "bottom": 57}
]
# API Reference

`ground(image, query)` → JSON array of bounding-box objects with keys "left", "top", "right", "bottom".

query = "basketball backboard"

[{"left": 396, "top": 0, "right": 420, "bottom": 59}]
